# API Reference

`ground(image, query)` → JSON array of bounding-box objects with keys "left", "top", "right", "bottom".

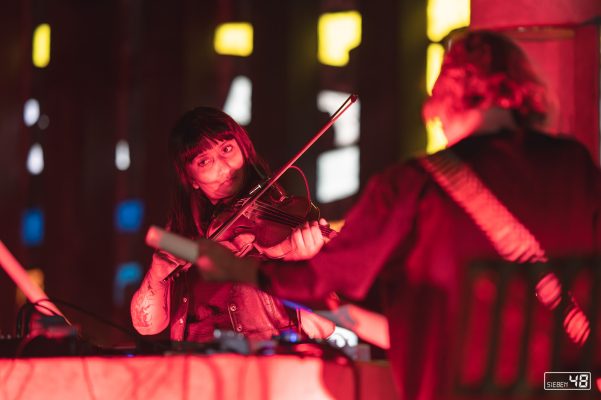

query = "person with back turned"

[{"left": 189, "top": 31, "right": 601, "bottom": 399}]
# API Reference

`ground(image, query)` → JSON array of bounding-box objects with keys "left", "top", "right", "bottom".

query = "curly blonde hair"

[{"left": 423, "top": 30, "right": 548, "bottom": 129}]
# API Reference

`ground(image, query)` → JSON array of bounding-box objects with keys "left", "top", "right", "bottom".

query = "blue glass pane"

[
  {"left": 113, "top": 262, "right": 143, "bottom": 306},
  {"left": 22, "top": 208, "right": 44, "bottom": 246},
  {"left": 115, "top": 199, "right": 144, "bottom": 232}
]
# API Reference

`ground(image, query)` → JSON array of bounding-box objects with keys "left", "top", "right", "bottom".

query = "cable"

[
  {"left": 15, "top": 301, "right": 62, "bottom": 339},
  {"left": 271, "top": 299, "right": 360, "bottom": 400},
  {"left": 19, "top": 298, "right": 170, "bottom": 354},
  {"left": 34, "top": 298, "right": 133, "bottom": 338},
  {"left": 287, "top": 165, "right": 311, "bottom": 203}
]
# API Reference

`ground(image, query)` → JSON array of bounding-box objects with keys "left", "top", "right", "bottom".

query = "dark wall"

[
  {"left": 0, "top": 1, "right": 27, "bottom": 335},
  {"left": 0, "top": 0, "right": 427, "bottom": 339}
]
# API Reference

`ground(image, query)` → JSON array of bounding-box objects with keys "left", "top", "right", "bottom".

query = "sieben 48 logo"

[{"left": 544, "top": 372, "right": 591, "bottom": 391}]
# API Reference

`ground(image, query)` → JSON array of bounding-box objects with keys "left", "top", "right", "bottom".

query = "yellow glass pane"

[
  {"left": 15, "top": 268, "right": 45, "bottom": 309},
  {"left": 426, "top": 117, "right": 448, "bottom": 154},
  {"left": 33, "top": 24, "right": 51, "bottom": 68},
  {"left": 426, "top": 43, "right": 445, "bottom": 95},
  {"left": 318, "top": 11, "right": 362, "bottom": 67},
  {"left": 427, "top": 0, "right": 470, "bottom": 42},
  {"left": 214, "top": 22, "right": 253, "bottom": 57}
]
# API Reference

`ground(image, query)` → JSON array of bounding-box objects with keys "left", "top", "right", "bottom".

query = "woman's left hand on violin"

[
  {"left": 284, "top": 218, "right": 330, "bottom": 261},
  {"left": 196, "top": 218, "right": 331, "bottom": 282}
]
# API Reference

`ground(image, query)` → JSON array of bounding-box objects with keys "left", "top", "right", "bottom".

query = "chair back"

[{"left": 451, "top": 256, "right": 601, "bottom": 398}]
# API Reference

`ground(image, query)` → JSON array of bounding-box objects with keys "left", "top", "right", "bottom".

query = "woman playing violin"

[{"left": 130, "top": 107, "right": 332, "bottom": 342}]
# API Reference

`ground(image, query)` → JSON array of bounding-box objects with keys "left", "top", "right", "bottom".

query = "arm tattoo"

[
  {"left": 131, "top": 276, "right": 169, "bottom": 330},
  {"left": 132, "top": 300, "right": 153, "bottom": 328}
]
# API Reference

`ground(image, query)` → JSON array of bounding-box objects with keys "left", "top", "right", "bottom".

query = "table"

[{"left": 0, "top": 354, "right": 398, "bottom": 400}]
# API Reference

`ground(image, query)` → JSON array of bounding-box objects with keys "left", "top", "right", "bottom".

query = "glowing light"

[
  {"left": 29, "top": 269, "right": 45, "bottom": 291},
  {"left": 317, "top": 90, "right": 360, "bottom": 146},
  {"left": 113, "top": 262, "right": 143, "bottom": 306},
  {"left": 427, "top": 0, "right": 470, "bottom": 42},
  {"left": 223, "top": 75, "right": 252, "bottom": 125},
  {"left": 425, "top": 117, "right": 447, "bottom": 154},
  {"left": 328, "top": 219, "right": 345, "bottom": 232},
  {"left": 426, "top": 43, "right": 445, "bottom": 95},
  {"left": 115, "top": 199, "right": 144, "bottom": 232},
  {"left": 564, "top": 307, "right": 590, "bottom": 345},
  {"left": 22, "top": 208, "right": 44, "bottom": 246},
  {"left": 214, "top": 23, "right": 253, "bottom": 57},
  {"left": 15, "top": 269, "right": 44, "bottom": 309},
  {"left": 27, "top": 143, "right": 44, "bottom": 175},
  {"left": 316, "top": 146, "right": 360, "bottom": 203},
  {"left": 318, "top": 11, "right": 362, "bottom": 67},
  {"left": 23, "top": 99, "right": 40, "bottom": 127},
  {"left": 327, "top": 326, "right": 359, "bottom": 348},
  {"left": 115, "top": 140, "right": 131, "bottom": 171},
  {"left": 535, "top": 273, "right": 562, "bottom": 310},
  {"left": 32, "top": 23, "right": 51, "bottom": 68}
]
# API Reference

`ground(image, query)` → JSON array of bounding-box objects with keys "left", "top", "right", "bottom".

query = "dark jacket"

[{"left": 258, "top": 130, "right": 601, "bottom": 399}]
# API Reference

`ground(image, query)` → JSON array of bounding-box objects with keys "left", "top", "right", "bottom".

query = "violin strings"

[
  {"left": 235, "top": 197, "right": 334, "bottom": 236},
  {"left": 250, "top": 201, "right": 322, "bottom": 228},
  {"left": 250, "top": 203, "right": 308, "bottom": 227},
  {"left": 248, "top": 200, "right": 333, "bottom": 237},
  {"left": 234, "top": 198, "right": 299, "bottom": 227},
  {"left": 237, "top": 197, "right": 329, "bottom": 233},
  {"left": 253, "top": 202, "right": 306, "bottom": 225},
  {"left": 251, "top": 200, "right": 315, "bottom": 226}
]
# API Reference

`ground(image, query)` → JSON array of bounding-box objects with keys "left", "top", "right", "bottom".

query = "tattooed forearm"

[
  {"left": 132, "top": 301, "right": 152, "bottom": 328},
  {"left": 130, "top": 274, "right": 170, "bottom": 334}
]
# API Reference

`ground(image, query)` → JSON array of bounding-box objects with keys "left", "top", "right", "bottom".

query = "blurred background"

[{"left": 0, "top": 0, "right": 599, "bottom": 345}]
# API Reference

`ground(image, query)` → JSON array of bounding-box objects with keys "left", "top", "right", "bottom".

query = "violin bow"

[
  {"left": 208, "top": 94, "right": 358, "bottom": 241},
  {"left": 157, "top": 94, "right": 357, "bottom": 281}
]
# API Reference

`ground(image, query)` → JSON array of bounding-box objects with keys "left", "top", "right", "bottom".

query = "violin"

[
  {"left": 207, "top": 94, "right": 357, "bottom": 244},
  {"left": 207, "top": 193, "right": 336, "bottom": 258},
  {"left": 204, "top": 95, "right": 357, "bottom": 258},
  {"left": 162, "top": 94, "right": 357, "bottom": 278}
]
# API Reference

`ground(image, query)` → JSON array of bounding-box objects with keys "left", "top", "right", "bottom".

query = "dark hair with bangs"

[
  {"left": 169, "top": 107, "right": 261, "bottom": 187},
  {"left": 166, "top": 107, "right": 271, "bottom": 237}
]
